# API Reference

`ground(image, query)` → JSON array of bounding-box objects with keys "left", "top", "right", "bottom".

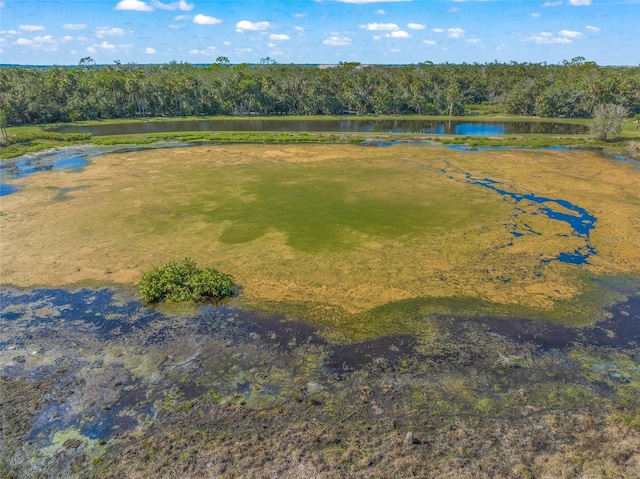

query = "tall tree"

[{"left": 590, "top": 103, "right": 629, "bottom": 140}]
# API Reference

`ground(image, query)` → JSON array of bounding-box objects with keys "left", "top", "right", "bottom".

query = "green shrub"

[{"left": 138, "top": 258, "right": 235, "bottom": 303}]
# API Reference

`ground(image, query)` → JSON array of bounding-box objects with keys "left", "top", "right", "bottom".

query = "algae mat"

[{"left": 1, "top": 144, "right": 639, "bottom": 326}]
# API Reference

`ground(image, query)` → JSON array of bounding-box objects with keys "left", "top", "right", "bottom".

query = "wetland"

[{"left": 1, "top": 142, "right": 640, "bottom": 478}]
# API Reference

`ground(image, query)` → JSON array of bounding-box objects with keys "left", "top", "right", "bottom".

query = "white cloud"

[
  {"left": 323, "top": 36, "right": 351, "bottom": 46},
  {"left": 189, "top": 46, "right": 219, "bottom": 56},
  {"left": 569, "top": 0, "right": 591, "bottom": 5},
  {"left": 269, "top": 33, "right": 290, "bottom": 41},
  {"left": 361, "top": 22, "right": 399, "bottom": 31},
  {"left": 153, "top": 0, "right": 193, "bottom": 11},
  {"left": 407, "top": 23, "right": 425, "bottom": 30},
  {"left": 0, "top": 2, "right": 5, "bottom": 8},
  {"left": 373, "top": 35, "right": 381, "bottom": 40},
  {"left": 62, "top": 35, "right": 74, "bottom": 42},
  {"left": 390, "top": 48, "right": 400, "bottom": 53},
  {"left": 145, "top": 46, "right": 157, "bottom": 54},
  {"left": 235, "top": 20, "right": 269, "bottom": 32},
  {"left": 236, "top": 47, "right": 252, "bottom": 53},
  {"left": 386, "top": 30, "right": 410, "bottom": 39},
  {"left": 433, "top": 28, "right": 444, "bottom": 33},
  {"left": 96, "top": 26, "right": 125, "bottom": 38},
  {"left": 295, "top": 26, "right": 304, "bottom": 32},
  {"left": 447, "top": 27, "right": 465, "bottom": 38},
  {"left": 35, "top": 35, "right": 57, "bottom": 51},
  {"left": 98, "top": 41, "right": 116, "bottom": 50},
  {"left": 523, "top": 33, "right": 572, "bottom": 44},
  {"left": 87, "top": 46, "right": 96, "bottom": 53},
  {"left": 293, "top": 13, "right": 307, "bottom": 18},
  {"left": 13, "top": 33, "right": 58, "bottom": 51},
  {"left": 542, "top": 1, "right": 562, "bottom": 6},
  {"left": 530, "top": 13, "right": 541, "bottom": 18},
  {"left": 115, "top": 0, "right": 153, "bottom": 12},
  {"left": 448, "top": 7, "right": 460, "bottom": 13},
  {"left": 63, "top": 24, "right": 87, "bottom": 30},
  {"left": 375, "top": 9, "right": 385, "bottom": 15},
  {"left": 19, "top": 25, "right": 45, "bottom": 32},
  {"left": 223, "top": 41, "right": 231, "bottom": 46},
  {"left": 585, "top": 25, "right": 600, "bottom": 33},
  {"left": 466, "top": 38, "right": 481, "bottom": 44},
  {"left": 559, "top": 29, "right": 582, "bottom": 38},
  {"left": 193, "top": 14, "right": 222, "bottom": 25},
  {"left": 423, "top": 40, "right": 436, "bottom": 45}
]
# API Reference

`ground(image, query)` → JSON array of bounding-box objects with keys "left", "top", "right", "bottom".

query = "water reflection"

[{"left": 51, "top": 119, "right": 588, "bottom": 136}]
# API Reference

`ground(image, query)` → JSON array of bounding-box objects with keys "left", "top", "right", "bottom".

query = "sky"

[{"left": 0, "top": 0, "right": 638, "bottom": 66}]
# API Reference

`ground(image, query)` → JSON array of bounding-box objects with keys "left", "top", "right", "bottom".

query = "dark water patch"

[
  {"left": 462, "top": 173, "right": 597, "bottom": 264},
  {"left": 27, "top": 376, "right": 149, "bottom": 443},
  {"left": 0, "top": 148, "right": 99, "bottom": 196},
  {"left": 468, "top": 294, "right": 640, "bottom": 350},
  {"left": 1, "top": 154, "right": 89, "bottom": 180},
  {"left": 0, "top": 183, "right": 22, "bottom": 196},
  {"left": 0, "top": 143, "right": 163, "bottom": 192},
  {"left": 0, "top": 287, "right": 164, "bottom": 340},
  {"left": 198, "top": 304, "right": 325, "bottom": 350},
  {"left": 51, "top": 119, "right": 588, "bottom": 137},
  {"left": 612, "top": 155, "right": 640, "bottom": 170},
  {"left": 324, "top": 335, "right": 420, "bottom": 373},
  {"left": 362, "top": 139, "right": 399, "bottom": 147},
  {"left": 444, "top": 145, "right": 571, "bottom": 153},
  {"left": 468, "top": 174, "right": 596, "bottom": 237}
]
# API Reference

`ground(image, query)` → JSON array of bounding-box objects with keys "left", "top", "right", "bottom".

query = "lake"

[{"left": 51, "top": 118, "right": 588, "bottom": 136}]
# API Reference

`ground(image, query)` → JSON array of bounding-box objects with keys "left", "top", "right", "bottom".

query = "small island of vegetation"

[{"left": 138, "top": 258, "right": 235, "bottom": 303}]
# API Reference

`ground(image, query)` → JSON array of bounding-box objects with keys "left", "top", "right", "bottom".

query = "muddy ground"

[{"left": 1, "top": 287, "right": 639, "bottom": 478}]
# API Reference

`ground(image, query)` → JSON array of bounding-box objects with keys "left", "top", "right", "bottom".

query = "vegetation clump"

[{"left": 138, "top": 258, "right": 235, "bottom": 303}]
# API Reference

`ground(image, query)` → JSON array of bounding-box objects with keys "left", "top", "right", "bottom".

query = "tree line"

[{"left": 1, "top": 58, "right": 638, "bottom": 126}]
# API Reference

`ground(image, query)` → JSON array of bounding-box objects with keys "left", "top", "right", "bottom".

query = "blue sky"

[{"left": 1, "top": 0, "right": 638, "bottom": 65}]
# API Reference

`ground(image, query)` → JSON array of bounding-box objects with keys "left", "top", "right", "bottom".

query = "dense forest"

[{"left": 1, "top": 58, "right": 639, "bottom": 126}]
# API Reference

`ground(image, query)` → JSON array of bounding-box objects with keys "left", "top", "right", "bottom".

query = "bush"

[{"left": 139, "top": 258, "right": 235, "bottom": 303}]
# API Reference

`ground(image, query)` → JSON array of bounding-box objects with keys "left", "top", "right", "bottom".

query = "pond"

[{"left": 50, "top": 118, "right": 588, "bottom": 136}]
